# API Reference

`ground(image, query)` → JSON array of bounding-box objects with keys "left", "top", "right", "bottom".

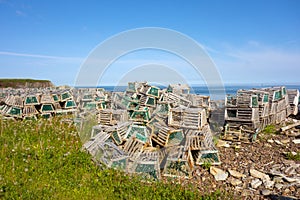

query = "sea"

[{"left": 100, "top": 84, "right": 300, "bottom": 100}]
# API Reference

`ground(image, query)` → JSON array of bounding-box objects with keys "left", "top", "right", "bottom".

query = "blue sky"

[{"left": 0, "top": 0, "right": 299, "bottom": 86}]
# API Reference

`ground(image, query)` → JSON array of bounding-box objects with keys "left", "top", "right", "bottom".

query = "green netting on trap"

[
  {"left": 135, "top": 163, "right": 159, "bottom": 179},
  {"left": 101, "top": 102, "right": 107, "bottom": 109},
  {"left": 61, "top": 92, "right": 71, "bottom": 101},
  {"left": 251, "top": 96, "right": 258, "bottom": 107},
  {"left": 109, "top": 157, "right": 128, "bottom": 171},
  {"left": 145, "top": 97, "right": 155, "bottom": 106},
  {"left": 24, "top": 115, "right": 37, "bottom": 120},
  {"left": 130, "top": 108, "right": 150, "bottom": 122},
  {"left": 25, "top": 96, "right": 38, "bottom": 105},
  {"left": 126, "top": 101, "right": 139, "bottom": 110},
  {"left": 274, "top": 91, "right": 282, "bottom": 101},
  {"left": 164, "top": 160, "right": 189, "bottom": 178},
  {"left": 0, "top": 93, "right": 6, "bottom": 98},
  {"left": 65, "top": 100, "right": 76, "bottom": 108},
  {"left": 168, "top": 130, "right": 184, "bottom": 146},
  {"left": 41, "top": 104, "right": 54, "bottom": 112},
  {"left": 135, "top": 132, "right": 148, "bottom": 143},
  {"left": 83, "top": 102, "right": 97, "bottom": 110},
  {"left": 83, "top": 94, "right": 93, "bottom": 100},
  {"left": 111, "top": 131, "right": 122, "bottom": 145},
  {"left": 41, "top": 113, "right": 51, "bottom": 119},
  {"left": 95, "top": 96, "right": 105, "bottom": 101},
  {"left": 127, "top": 82, "right": 136, "bottom": 92},
  {"left": 196, "top": 150, "right": 221, "bottom": 165},
  {"left": 263, "top": 94, "right": 269, "bottom": 103},
  {"left": 126, "top": 125, "right": 148, "bottom": 141},
  {"left": 147, "top": 87, "right": 159, "bottom": 98},
  {"left": 166, "top": 85, "right": 173, "bottom": 93},
  {"left": 282, "top": 87, "right": 286, "bottom": 95},
  {"left": 0, "top": 105, "right": 5, "bottom": 111},
  {"left": 121, "top": 96, "right": 129, "bottom": 105},
  {"left": 8, "top": 107, "right": 22, "bottom": 116},
  {"left": 52, "top": 94, "right": 59, "bottom": 102},
  {"left": 94, "top": 142, "right": 125, "bottom": 166}
]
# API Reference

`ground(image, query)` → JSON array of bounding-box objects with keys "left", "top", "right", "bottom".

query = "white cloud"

[
  {"left": 209, "top": 42, "right": 300, "bottom": 84},
  {"left": 0, "top": 51, "right": 83, "bottom": 62}
]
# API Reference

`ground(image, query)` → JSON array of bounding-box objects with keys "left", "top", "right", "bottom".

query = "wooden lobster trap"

[
  {"left": 163, "top": 146, "right": 191, "bottom": 179},
  {"left": 130, "top": 148, "right": 161, "bottom": 180},
  {"left": 168, "top": 107, "right": 207, "bottom": 130},
  {"left": 98, "top": 109, "right": 128, "bottom": 126},
  {"left": 150, "top": 122, "right": 184, "bottom": 147}
]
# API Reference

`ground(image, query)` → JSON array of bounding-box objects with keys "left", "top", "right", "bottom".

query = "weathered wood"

[{"left": 280, "top": 121, "right": 300, "bottom": 132}]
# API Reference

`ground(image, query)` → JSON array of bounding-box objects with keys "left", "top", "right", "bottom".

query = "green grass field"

[{"left": 0, "top": 117, "right": 227, "bottom": 199}]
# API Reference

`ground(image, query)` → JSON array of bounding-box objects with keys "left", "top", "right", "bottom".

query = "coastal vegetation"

[{"left": 0, "top": 117, "right": 226, "bottom": 199}]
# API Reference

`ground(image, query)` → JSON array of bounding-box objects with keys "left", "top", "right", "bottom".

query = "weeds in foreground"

[
  {"left": 262, "top": 125, "right": 277, "bottom": 135},
  {"left": 286, "top": 152, "right": 300, "bottom": 161},
  {"left": 0, "top": 117, "right": 230, "bottom": 199},
  {"left": 201, "top": 161, "right": 212, "bottom": 170}
]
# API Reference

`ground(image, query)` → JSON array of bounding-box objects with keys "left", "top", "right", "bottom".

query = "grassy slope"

[
  {"left": 0, "top": 79, "right": 52, "bottom": 88},
  {"left": 0, "top": 117, "right": 226, "bottom": 200}
]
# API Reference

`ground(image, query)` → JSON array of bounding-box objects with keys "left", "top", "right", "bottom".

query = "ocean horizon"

[{"left": 90, "top": 84, "right": 300, "bottom": 100}]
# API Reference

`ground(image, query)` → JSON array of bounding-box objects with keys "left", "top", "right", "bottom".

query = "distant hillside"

[{"left": 0, "top": 79, "right": 54, "bottom": 88}]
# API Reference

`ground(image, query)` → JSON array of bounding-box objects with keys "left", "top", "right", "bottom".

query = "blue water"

[{"left": 100, "top": 84, "right": 300, "bottom": 100}]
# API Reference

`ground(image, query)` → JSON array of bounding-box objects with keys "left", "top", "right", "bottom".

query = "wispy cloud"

[
  {"left": 0, "top": 51, "right": 83, "bottom": 62},
  {"left": 210, "top": 41, "right": 300, "bottom": 84},
  {"left": 15, "top": 10, "right": 26, "bottom": 17}
]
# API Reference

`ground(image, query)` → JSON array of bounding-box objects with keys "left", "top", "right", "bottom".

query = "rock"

[
  {"left": 274, "top": 140, "right": 283, "bottom": 145},
  {"left": 267, "top": 139, "right": 274, "bottom": 143},
  {"left": 283, "top": 188, "right": 290, "bottom": 196},
  {"left": 290, "top": 163, "right": 300, "bottom": 169},
  {"left": 275, "top": 183, "right": 284, "bottom": 190},
  {"left": 281, "top": 139, "right": 290, "bottom": 144},
  {"left": 210, "top": 167, "right": 228, "bottom": 181},
  {"left": 228, "top": 169, "right": 246, "bottom": 179},
  {"left": 261, "top": 189, "right": 272, "bottom": 196},
  {"left": 251, "top": 178, "right": 262, "bottom": 189},
  {"left": 284, "top": 166, "right": 296, "bottom": 175},
  {"left": 289, "top": 186, "right": 295, "bottom": 192},
  {"left": 241, "top": 190, "right": 251, "bottom": 197},
  {"left": 250, "top": 169, "right": 270, "bottom": 181},
  {"left": 215, "top": 173, "right": 228, "bottom": 181},
  {"left": 216, "top": 140, "right": 230, "bottom": 148},
  {"left": 283, "top": 176, "right": 299, "bottom": 183},
  {"left": 263, "top": 179, "right": 275, "bottom": 189},
  {"left": 292, "top": 139, "right": 300, "bottom": 144},
  {"left": 283, "top": 160, "right": 296, "bottom": 165},
  {"left": 264, "top": 143, "right": 272, "bottom": 148},
  {"left": 273, "top": 177, "right": 283, "bottom": 183},
  {"left": 230, "top": 178, "right": 242, "bottom": 186},
  {"left": 272, "top": 164, "right": 283, "bottom": 169}
]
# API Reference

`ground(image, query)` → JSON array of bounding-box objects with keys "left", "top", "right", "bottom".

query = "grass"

[
  {"left": 201, "top": 161, "right": 212, "bottom": 170},
  {"left": 286, "top": 152, "right": 300, "bottom": 161},
  {"left": 261, "top": 124, "right": 277, "bottom": 134},
  {"left": 0, "top": 78, "right": 52, "bottom": 88},
  {"left": 0, "top": 117, "right": 229, "bottom": 199},
  {"left": 0, "top": 79, "right": 50, "bottom": 83}
]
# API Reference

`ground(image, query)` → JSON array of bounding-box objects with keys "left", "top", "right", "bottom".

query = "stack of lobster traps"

[
  {"left": 224, "top": 86, "right": 298, "bottom": 142},
  {"left": 83, "top": 82, "right": 220, "bottom": 180},
  {"left": 0, "top": 87, "right": 78, "bottom": 119}
]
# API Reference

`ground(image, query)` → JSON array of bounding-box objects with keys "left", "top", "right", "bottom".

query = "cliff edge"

[{"left": 0, "top": 79, "right": 55, "bottom": 88}]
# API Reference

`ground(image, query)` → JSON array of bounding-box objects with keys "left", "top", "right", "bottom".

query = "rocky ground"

[{"left": 182, "top": 118, "right": 300, "bottom": 199}]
